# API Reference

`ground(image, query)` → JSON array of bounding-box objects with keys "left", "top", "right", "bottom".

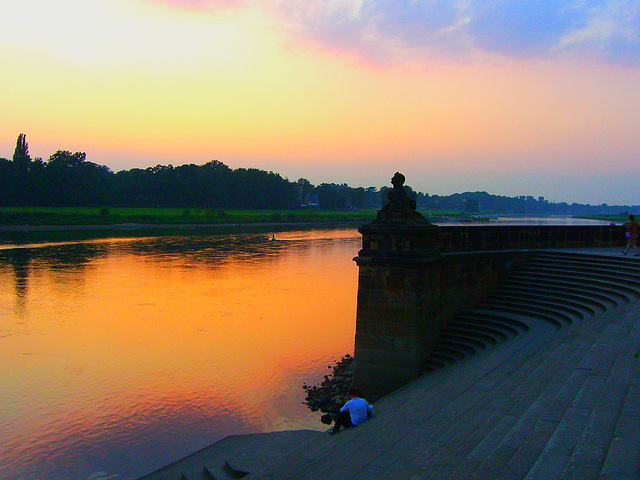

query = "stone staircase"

[
  {"left": 424, "top": 250, "right": 640, "bottom": 372},
  {"left": 138, "top": 250, "right": 640, "bottom": 480},
  {"left": 138, "top": 431, "right": 324, "bottom": 480}
]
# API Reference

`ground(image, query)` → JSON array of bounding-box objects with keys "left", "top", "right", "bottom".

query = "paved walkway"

[
  {"left": 554, "top": 247, "right": 640, "bottom": 258},
  {"left": 141, "top": 248, "right": 640, "bottom": 480}
]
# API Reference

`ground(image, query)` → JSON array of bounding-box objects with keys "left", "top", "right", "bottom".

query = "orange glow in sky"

[{"left": 1, "top": 0, "right": 640, "bottom": 204}]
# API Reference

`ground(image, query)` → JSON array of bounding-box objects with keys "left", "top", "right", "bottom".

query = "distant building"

[{"left": 302, "top": 194, "right": 319, "bottom": 208}]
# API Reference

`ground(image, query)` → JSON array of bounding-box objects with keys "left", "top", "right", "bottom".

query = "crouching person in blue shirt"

[{"left": 331, "top": 386, "right": 373, "bottom": 434}]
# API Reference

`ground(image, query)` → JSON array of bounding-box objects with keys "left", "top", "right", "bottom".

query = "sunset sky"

[{"left": 1, "top": 0, "right": 639, "bottom": 205}]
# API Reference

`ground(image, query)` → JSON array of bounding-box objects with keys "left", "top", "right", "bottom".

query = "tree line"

[
  {"left": 1, "top": 134, "right": 635, "bottom": 215},
  {"left": 1, "top": 134, "right": 378, "bottom": 210}
]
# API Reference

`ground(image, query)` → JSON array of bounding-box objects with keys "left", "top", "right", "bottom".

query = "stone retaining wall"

[{"left": 353, "top": 223, "right": 627, "bottom": 400}]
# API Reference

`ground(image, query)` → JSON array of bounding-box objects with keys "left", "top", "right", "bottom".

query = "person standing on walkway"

[
  {"left": 331, "top": 387, "right": 373, "bottom": 434},
  {"left": 623, "top": 214, "right": 639, "bottom": 256}
]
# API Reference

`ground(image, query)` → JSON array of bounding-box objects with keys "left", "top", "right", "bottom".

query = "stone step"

[
  {"left": 501, "top": 303, "right": 637, "bottom": 479},
  {"left": 458, "top": 310, "right": 558, "bottom": 335},
  {"left": 350, "top": 331, "right": 564, "bottom": 479},
  {"left": 422, "top": 249, "right": 629, "bottom": 406},
  {"left": 537, "top": 252, "right": 640, "bottom": 273},
  {"left": 471, "top": 306, "right": 566, "bottom": 329},
  {"left": 478, "top": 299, "right": 581, "bottom": 326},
  {"left": 414, "top": 331, "right": 567, "bottom": 478},
  {"left": 425, "top": 319, "right": 529, "bottom": 370},
  {"left": 517, "top": 263, "right": 640, "bottom": 289},
  {"left": 535, "top": 249, "right": 640, "bottom": 265},
  {"left": 430, "top": 343, "right": 468, "bottom": 358},
  {"left": 490, "top": 291, "right": 600, "bottom": 317},
  {"left": 137, "top": 431, "right": 323, "bottom": 480},
  {"left": 523, "top": 378, "right": 613, "bottom": 479},
  {"left": 455, "top": 312, "right": 530, "bottom": 333},
  {"left": 400, "top": 318, "right": 576, "bottom": 468},
  {"left": 523, "top": 265, "right": 640, "bottom": 291},
  {"left": 506, "top": 276, "right": 629, "bottom": 305},
  {"left": 512, "top": 269, "right": 640, "bottom": 300},
  {"left": 416, "top": 321, "right": 585, "bottom": 478},
  {"left": 437, "top": 338, "right": 479, "bottom": 356},
  {"left": 425, "top": 298, "right": 573, "bottom": 374},
  {"left": 452, "top": 316, "right": 521, "bottom": 337},
  {"left": 457, "top": 342, "right": 587, "bottom": 478},
  {"left": 452, "top": 304, "right": 627, "bottom": 479},
  {"left": 440, "top": 333, "right": 488, "bottom": 351},
  {"left": 496, "top": 283, "right": 611, "bottom": 310},
  {"left": 497, "top": 277, "right": 627, "bottom": 310},
  {"left": 559, "top": 304, "right": 640, "bottom": 479},
  {"left": 531, "top": 259, "right": 640, "bottom": 281},
  {"left": 418, "top": 251, "right": 632, "bottom": 450},
  {"left": 444, "top": 326, "right": 501, "bottom": 345},
  {"left": 497, "top": 339, "right": 619, "bottom": 479},
  {"left": 203, "top": 461, "right": 247, "bottom": 480},
  {"left": 428, "top": 351, "right": 459, "bottom": 365},
  {"left": 600, "top": 307, "right": 640, "bottom": 480},
  {"left": 599, "top": 378, "right": 640, "bottom": 479}
]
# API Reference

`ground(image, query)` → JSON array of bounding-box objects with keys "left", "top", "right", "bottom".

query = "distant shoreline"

[
  {"left": 0, "top": 220, "right": 366, "bottom": 232},
  {"left": 0, "top": 221, "right": 367, "bottom": 246}
]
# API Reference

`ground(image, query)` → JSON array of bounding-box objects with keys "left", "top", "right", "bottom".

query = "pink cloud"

[{"left": 147, "top": 0, "right": 249, "bottom": 11}]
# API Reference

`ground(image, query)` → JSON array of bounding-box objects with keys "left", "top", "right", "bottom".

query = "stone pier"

[{"left": 352, "top": 172, "right": 441, "bottom": 400}]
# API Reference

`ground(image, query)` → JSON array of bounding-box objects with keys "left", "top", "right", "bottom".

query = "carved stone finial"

[{"left": 376, "top": 172, "right": 427, "bottom": 223}]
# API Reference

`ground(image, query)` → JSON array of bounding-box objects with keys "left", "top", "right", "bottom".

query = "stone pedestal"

[{"left": 353, "top": 220, "right": 441, "bottom": 401}]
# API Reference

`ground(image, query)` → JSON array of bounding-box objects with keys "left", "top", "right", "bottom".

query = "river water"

[
  {"left": 0, "top": 217, "right": 612, "bottom": 480},
  {"left": 0, "top": 228, "right": 361, "bottom": 480}
]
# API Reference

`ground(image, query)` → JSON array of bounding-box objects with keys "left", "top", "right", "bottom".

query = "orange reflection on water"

[{"left": 0, "top": 230, "right": 360, "bottom": 479}]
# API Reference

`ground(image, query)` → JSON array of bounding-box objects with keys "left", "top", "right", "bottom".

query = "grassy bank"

[
  {"left": 0, "top": 206, "right": 463, "bottom": 227},
  {"left": 0, "top": 206, "right": 384, "bottom": 244},
  {"left": 0, "top": 206, "right": 380, "bottom": 227},
  {"left": 580, "top": 214, "right": 631, "bottom": 223}
]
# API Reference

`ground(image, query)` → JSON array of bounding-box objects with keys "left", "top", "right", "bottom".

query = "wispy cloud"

[
  {"left": 141, "top": 0, "right": 640, "bottom": 65},
  {"left": 559, "top": 0, "right": 640, "bottom": 65},
  {"left": 273, "top": 0, "right": 470, "bottom": 62}
]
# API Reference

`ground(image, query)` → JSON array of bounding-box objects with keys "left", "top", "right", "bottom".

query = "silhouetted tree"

[
  {"left": 12, "top": 133, "right": 31, "bottom": 175},
  {"left": 315, "top": 183, "right": 350, "bottom": 210},
  {"left": 297, "top": 178, "right": 313, "bottom": 193},
  {"left": 199, "top": 160, "right": 233, "bottom": 207},
  {"left": 45, "top": 150, "right": 114, "bottom": 206},
  {"left": 11, "top": 134, "right": 32, "bottom": 204},
  {"left": 231, "top": 168, "right": 296, "bottom": 209},
  {"left": 0, "top": 157, "right": 14, "bottom": 205}
]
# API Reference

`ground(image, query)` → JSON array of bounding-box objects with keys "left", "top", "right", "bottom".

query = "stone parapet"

[
  {"left": 357, "top": 221, "right": 440, "bottom": 260},
  {"left": 436, "top": 224, "right": 623, "bottom": 252}
]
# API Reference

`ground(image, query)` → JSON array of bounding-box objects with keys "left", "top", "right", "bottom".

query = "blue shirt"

[{"left": 340, "top": 397, "right": 372, "bottom": 426}]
